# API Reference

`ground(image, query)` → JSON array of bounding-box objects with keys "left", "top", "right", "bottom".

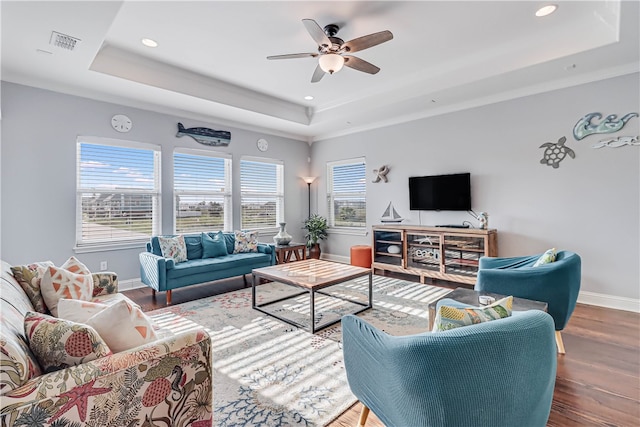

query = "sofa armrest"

[
  {"left": 91, "top": 272, "right": 118, "bottom": 297},
  {"left": 139, "top": 252, "right": 174, "bottom": 291},
  {"left": 0, "top": 329, "right": 212, "bottom": 426},
  {"left": 258, "top": 243, "right": 276, "bottom": 265}
]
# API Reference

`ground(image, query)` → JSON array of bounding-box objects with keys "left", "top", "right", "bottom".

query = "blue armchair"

[
  {"left": 342, "top": 311, "right": 557, "bottom": 427},
  {"left": 475, "top": 250, "right": 581, "bottom": 353}
]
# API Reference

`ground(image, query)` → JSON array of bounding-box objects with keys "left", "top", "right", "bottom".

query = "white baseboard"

[
  {"left": 320, "top": 253, "right": 350, "bottom": 264},
  {"left": 118, "top": 278, "right": 146, "bottom": 291},
  {"left": 577, "top": 291, "right": 640, "bottom": 313}
]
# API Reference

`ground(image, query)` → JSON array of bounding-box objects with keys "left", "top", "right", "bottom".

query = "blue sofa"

[{"left": 140, "top": 232, "right": 275, "bottom": 304}]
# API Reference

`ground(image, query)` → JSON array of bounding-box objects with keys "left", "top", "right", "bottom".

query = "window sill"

[
  {"left": 74, "top": 241, "right": 147, "bottom": 253},
  {"left": 328, "top": 227, "right": 368, "bottom": 237}
]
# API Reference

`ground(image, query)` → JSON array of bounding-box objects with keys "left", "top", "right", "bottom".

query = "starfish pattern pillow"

[{"left": 40, "top": 266, "right": 94, "bottom": 317}]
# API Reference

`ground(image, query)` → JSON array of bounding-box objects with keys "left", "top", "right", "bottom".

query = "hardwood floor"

[{"left": 124, "top": 277, "right": 640, "bottom": 427}]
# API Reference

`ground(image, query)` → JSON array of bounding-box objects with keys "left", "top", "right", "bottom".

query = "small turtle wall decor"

[
  {"left": 573, "top": 112, "right": 638, "bottom": 140},
  {"left": 540, "top": 136, "right": 575, "bottom": 168}
]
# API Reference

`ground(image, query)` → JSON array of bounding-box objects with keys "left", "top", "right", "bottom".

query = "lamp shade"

[
  {"left": 301, "top": 176, "right": 317, "bottom": 184},
  {"left": 318, "top": 54, "right": 345, "bottom": 74}
]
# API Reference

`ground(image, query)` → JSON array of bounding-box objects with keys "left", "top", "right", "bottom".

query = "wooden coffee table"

[
  {"left": 252, "top": 259, "right": 372, "bottom": 333},
  {"left": 428, "top": 287, "right": 548, "bottom": 330}
]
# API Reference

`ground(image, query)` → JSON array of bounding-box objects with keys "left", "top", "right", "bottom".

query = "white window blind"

[
  {"left": 240, "top": 157, "right": 284, "bottom": 230},
  {"left": 327, "top": 158, "right": 366, "bottom": 228},
  {"left": 76, "top": 137, "right": 161, "bottom": 248},
  {"left": 174, "top": 148, "right": 232, "bottom": 233}
]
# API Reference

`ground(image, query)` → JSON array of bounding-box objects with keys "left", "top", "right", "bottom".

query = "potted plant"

[{"left": 303, "top": 214, "right": 328, "bottom": 259}]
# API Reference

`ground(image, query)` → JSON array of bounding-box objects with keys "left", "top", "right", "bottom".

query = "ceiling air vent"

[{"left": 49, "top": 31, "right": 80, "bottom": 51}]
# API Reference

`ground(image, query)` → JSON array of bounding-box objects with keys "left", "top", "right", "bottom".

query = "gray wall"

[
  {"left": 310, "top": 73, "right": 640, "bottom": 301},
  {"left": 0, "top": 82, "right": 311, "bottom": 280}
]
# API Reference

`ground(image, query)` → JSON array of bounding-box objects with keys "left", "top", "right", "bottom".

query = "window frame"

[
  {"left": 240, "top": 156, "right": 284, "bottom": 231},
  {"left": 74, "top": 136, "right": 162, "bottom": 252},
  {"left": 173, "top": 147, "right": 232, "bottom": 234},
  {"left": 326, "top": 157, "right": 367, "bottom": 232}
]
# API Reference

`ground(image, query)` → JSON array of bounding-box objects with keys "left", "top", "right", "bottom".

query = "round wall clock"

[
  {"left": 111, "top": 114, "right": 132, "bottom": 133},
  {"left": 257, "top": 138, "right": 269, "bottom": 152}
]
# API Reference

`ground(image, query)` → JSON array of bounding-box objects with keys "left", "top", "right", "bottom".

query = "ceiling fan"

[{"left": 267, "top": 19, "right": 393, "bottom": 83}]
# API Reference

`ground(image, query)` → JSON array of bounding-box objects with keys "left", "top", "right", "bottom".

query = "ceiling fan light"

[{"left": 319, "top": 54, "right": 345, "bottom": 74}]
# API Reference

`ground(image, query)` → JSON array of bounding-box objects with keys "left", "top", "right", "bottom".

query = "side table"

[{"left": 274, "top": 242, "right": 307, "bottom": 264}]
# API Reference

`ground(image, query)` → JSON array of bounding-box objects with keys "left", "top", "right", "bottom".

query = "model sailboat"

[{"left": 380, "top": 202, "right": 404, "bottom": 223}]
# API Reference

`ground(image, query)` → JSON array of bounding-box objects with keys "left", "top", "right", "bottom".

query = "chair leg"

[
  {"left": 357, "top": 405, "right": 370, "bottom": 427},
  {"left": 555, "top": 331, "right": 566, "bottom": 354},
  {"left": 151, "top": 289, "right": 156, "bottom": 298},
  {"left": 242, "top": 274, "right": 248, "bottom": 288},
  {"left": 166, "top": 290, "right": 172, "bottom": 305}
]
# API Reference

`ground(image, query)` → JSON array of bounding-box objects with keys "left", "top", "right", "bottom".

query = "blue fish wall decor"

[
  {"left": 573, "top": 112, "right": 638, "bottom": 140},
  {"left": 176, "top": 123, "right": 231, "bottom": 146}
]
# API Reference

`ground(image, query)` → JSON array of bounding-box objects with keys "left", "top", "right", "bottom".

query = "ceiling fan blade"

[
  {"left": 341, "top": 30, "right": 393, "bottom": 53},
  {"left": 302, "top": 18, "right": 332, "bottom": 49},
  {"left": 343, "top": 55, "right": 380, "bottom": 74},
  {"left": 267, "top": 53, "right": 319, "bottom": 60},
  {"left": 311, "top": 64, "right": 325, "bottom": 83}
]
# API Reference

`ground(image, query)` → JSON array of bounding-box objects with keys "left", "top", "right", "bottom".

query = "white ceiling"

[{"left": 2, "top": 1, "right": 638, "bottom": 143}]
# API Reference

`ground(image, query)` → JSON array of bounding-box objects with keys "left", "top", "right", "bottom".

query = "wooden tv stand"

[{"left": 372, "top": 225, "right": 498, "bottom": 286}]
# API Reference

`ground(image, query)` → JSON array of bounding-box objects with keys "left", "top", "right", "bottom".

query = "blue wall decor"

[
  {"left": 592, "top": 135, "right": 639, "bottom": 149},
  {"left": 540, "top": 136, "right": 575, "bottom": 168},
  {"left": 573, "top": 112, "right": 638, "bottom": 140},
  {"left": 176, "top": 123, "right": 231, "bottom": 146}
]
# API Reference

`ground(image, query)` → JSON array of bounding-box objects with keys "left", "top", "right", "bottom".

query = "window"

[
  {"left": 327, "top": 158, "right": 366, "bottom": 228},
  {"left": 76, "top": 137, "right": 161, "bottom": 249},
  {"left": 174, "top": 148, "right": 232, "bottom": 233},
  {"left": 240, "top": 157, "right": 284, "bottom": 230}
]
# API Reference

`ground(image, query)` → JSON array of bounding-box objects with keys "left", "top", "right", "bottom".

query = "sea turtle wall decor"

[
  {"left": 572, "top": 112, "right": 638, "bottom": 140},
  {"left": 540, "top": 136, "right": 575, "bottom": 168}
]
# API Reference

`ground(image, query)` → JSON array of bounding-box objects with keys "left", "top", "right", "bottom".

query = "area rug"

[{"left": 148, "top": 276, "right": 452, "bottom": 426}]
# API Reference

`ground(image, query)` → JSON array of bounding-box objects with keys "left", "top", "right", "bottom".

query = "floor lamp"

[{"left": 301, "top": 176, "right": 316, "bottom": 218}]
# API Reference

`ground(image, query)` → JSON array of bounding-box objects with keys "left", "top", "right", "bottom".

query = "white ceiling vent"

[{"left": 49, "top": 31, "right": 80, "bottom": 51}]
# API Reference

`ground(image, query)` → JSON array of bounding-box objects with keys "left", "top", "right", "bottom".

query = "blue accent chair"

[
  {"left": 342, "top": 309, "right": 557, "bottom": 427},
  {"left": 475, "top": 250, "right": 581, "bottom": 353}
]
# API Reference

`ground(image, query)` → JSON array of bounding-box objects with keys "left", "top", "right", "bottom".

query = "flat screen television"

[{"left": 409, "top": 173, "right": 471, "bottom": 211}]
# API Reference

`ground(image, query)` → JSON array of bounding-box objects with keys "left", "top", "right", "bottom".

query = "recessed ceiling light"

[
  {"left": 304, "top": 95, "right": 314, "bottom": 100},
  {"left": 535, "top": 5, "right": 557, "bottom": 17},
  {"left": 141, "top": 38, "right": 158, "bottom": 48}
]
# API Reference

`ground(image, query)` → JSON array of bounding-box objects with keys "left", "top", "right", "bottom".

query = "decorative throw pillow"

[
  {"left": 432, "top": 296, "right": 513, "bottom": 332},
  {"left": 24, "top": 312, "right": 112, "bottom": 373},
  {"left": 0, "top": 334, "right": 42, "bottom": 391},
  {"left": 157, "top": 235, "right": 188, "bottom": 263},
  {"left": 233, "top": 230, "right": 259, "bottom": 253},
  {"left": 533, "top": 248, "right": 557, "bottom": 267},
  {"left": 60, "top": 256, "right": 91, "bottom": 275},
  {"left": 10, "top": 261, "right": 55, "bottom": 313},
  {"left": 202, "top": 231, "right": 228, "bottom": 258},
  {"left": 86, "top": 300, "right": 157, "bottom": 352},
  {"left": 40, "top": 266, "right": 94, "bottom": 317},
  {"left": 57, "top": 299, "right": 108, "bottom": 324}
]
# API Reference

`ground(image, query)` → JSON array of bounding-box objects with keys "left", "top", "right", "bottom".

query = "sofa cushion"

[
  {"left": 24, "top": 312, "right": 112, "bottom": 373},
  {"left": 40, "top": 266, "right": 94, "bottom": 317},
  {"left": 0, "top": 329, "right": 42, "bottom": 392},
  {"left": 202, "top": 231, "right": 228, "bottom": 258},
  {"left": 158, "top": 235, "right": 188, "bottom": 263},
  {"left": 432, "top": 296, "right": 513, "bottom": 332},
  {"left": 233, "top": 230, "right": 259, "bottom": 253},
  {"left": 10, "top": 261, "right": 55, "bottom": 313},
  {"left": 58, "top": 299, "right": 108, "bottom": 323},
  {"left": 184, "top": 235, "right": 204, "bottom": 260},
  {"left": 167, "top": 252, "right": 272, "bottom": 279},
  {"left": 86, "top": 300, "right": 157, "bottom": 352}
]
